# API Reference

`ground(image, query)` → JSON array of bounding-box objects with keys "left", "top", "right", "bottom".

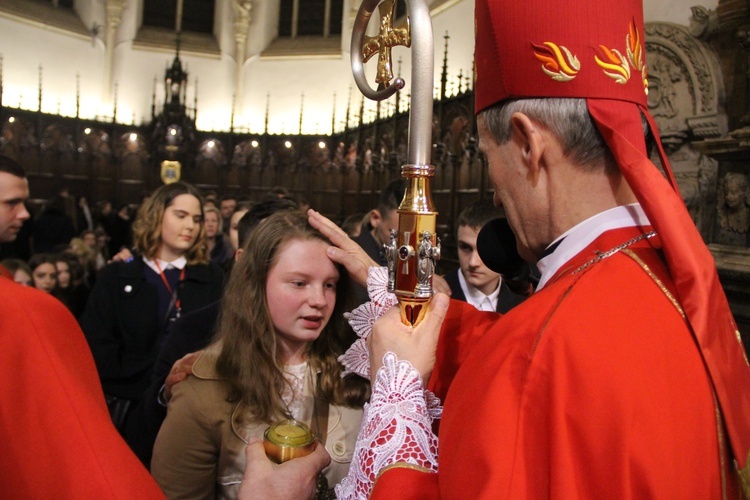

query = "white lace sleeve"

[
  {"left": 335, "top": 353, "right": 438, "bottom": 499},
  {"left": 335, "top": 267, "right": 440, "bottom": 500}
]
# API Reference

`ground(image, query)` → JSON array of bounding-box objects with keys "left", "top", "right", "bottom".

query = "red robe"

[
  {"left": 373, "top": 227, "right": 740, "bottom": 498},
  {"left": 0, "top": 278, "right": 164, "bottom": 498}
]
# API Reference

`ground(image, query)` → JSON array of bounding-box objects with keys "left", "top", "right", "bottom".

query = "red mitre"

[{"left": 475, "top": 0, "right": 750, "bottom": 481}]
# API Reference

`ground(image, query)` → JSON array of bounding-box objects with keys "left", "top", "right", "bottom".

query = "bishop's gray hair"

[{"left": 479, "top": 98, "right": 616, "bottom": 172}]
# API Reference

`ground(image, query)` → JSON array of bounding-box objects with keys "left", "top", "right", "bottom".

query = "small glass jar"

[{"left": 263, "top": 419, "right": 315, "bottom": 464}]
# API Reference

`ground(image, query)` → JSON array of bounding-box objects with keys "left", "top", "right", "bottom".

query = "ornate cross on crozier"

[{"left": 362, "top": 0, "right": 411, "bottom": 89}]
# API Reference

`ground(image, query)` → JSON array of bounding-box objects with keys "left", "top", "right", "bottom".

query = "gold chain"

[{"left": 572, "top": 231, "right": 657, "bottom": 275}]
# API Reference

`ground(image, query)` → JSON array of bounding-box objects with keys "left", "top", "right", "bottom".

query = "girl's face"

[
  {"left": 55, "top": 261, "right": 71, "bottom": 288},
  {"left": 32, "top": 262, "right": 57, "bottom": 293},
  {"left": 158, "top": 194, "right": 202, "bottom": 261},
  {"left": 13, "top": 269, "right": 32, "bottom": 286},
  {"left": 204, "top": 210, "right": 220, "bottom": 238},
  {"left": 266, "top": 238, "right": 339, "bottom": 364}
]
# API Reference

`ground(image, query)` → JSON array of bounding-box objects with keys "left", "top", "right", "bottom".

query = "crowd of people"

[
  {"left": 0, "top": 183, "right": 255, "bottom": 319},
  {"left": 0, "top": 155, "right": 365, "bottom": 497},
  {"left": 0, "top": 148, "right": 533, "bottom": 498}
]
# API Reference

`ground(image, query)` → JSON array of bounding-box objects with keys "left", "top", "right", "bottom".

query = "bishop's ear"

[{"left": 510, "top": 112, "right": 545, "bottom": 173}]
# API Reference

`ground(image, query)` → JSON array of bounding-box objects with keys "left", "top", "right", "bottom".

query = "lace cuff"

[
  {"left": 334, "top": 353, "right": 438, "bottom": 500},
  {"left": 335, "top": 267, "right": 441, "bottom": 499},
  {"left": 339, "top": 267, "right": 442, "bottom": 419}
]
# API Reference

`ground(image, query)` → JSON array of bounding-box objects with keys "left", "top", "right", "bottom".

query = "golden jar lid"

[{"left": 263, "top": 419, "right": 315, "bottom": 464}]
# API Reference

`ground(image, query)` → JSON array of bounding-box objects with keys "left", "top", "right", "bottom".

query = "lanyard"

[{"left": 153, "top": 261, "right": 186, "bottom": 313}]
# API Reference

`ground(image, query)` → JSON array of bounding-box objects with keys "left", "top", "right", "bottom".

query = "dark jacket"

[
  {"left": 443, "top": 268, "right": 527, "bottom": 314},
  {"left": 128, "top": 300, "right": 221, "bottom": 467},
  {"left": 80, "top": 258, "right": 224, "bottom": 401},
  {"left": 32, "top": 207, "right": 75, "bottom": 253},
  {"left": 352, "top": 230, "right": 386, "bottom": 304},
  {"left": 210, "top": 234, "right": 232, "bottom": 269}
]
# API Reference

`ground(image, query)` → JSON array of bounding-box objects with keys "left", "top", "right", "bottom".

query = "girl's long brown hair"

[
  {"left": 214, "top": 210, "right": 368, "bottom": 423},
  {"left": 131, "top": 182, "right": 208, "bottom": 265}
]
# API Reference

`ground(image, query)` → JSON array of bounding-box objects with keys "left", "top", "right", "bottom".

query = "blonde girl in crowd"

[
  {"left": 80, "top": 182, "right": 224, "bottom": 442},
  {"left": 152, "top": 210, "right": 368, "bottom": 498}
]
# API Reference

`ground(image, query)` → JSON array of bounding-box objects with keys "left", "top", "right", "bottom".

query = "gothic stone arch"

[{"left": 646, "top": 21, "right": 727, "bottom": 239}]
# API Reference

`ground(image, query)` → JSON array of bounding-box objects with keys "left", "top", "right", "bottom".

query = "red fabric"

[
  {"left": 0, "top": 278, "right": 164, "bottom": 498},
  {"left": 588, "top": 99, "right": 750, "bottom": 470},
  {"left": 474, "top": 0, "right": 648, "bottom": 115},
  {"left": 408, "top": 228, "right": 738, "bottom": 498},
  {"left": 372, "top": 467, "right": 439, "bottom": 500},
  {"left": 0, "top": 264, "right": 12, "bottom": 280}
]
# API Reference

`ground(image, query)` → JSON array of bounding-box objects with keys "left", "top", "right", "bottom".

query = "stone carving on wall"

[
  {"left": 717, "top": 171, "right": 750, "bottom": 245},
  {"left": 645, "top": 22, "right": 726, "bottom": 239},
  {"left": 646, "top": 22, "right": 726, "bottom": 142}
]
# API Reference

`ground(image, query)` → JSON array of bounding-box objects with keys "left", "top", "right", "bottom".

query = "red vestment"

[
  {"left": 0, "top": 278, "right": 164, "bottom": 498},
  {"left": 373, "top": 227, "right": 740, "bottom": 498}
]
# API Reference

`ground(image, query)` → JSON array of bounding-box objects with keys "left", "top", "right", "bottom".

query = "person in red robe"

[
  {"left": 311, "top": 0, "right": 750, "bottom": 498},
  {"left": 0, "top": 154, "right": 164, "bottom": 497},
  {"left": 0, "top": 277, "right": 167, "bottom": 497}
]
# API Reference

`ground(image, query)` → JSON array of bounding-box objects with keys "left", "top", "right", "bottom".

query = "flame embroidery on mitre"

[
  {"left": 532, "top": 42, "right": 580, "bottom": 82},
  {"left": 642, "top": 66, "right": 649, "bottom": 95},
  {"left": 626, "top": 18, "right": 644, "bottom": 71},
  {"left": 594, "top": 45, "right": 631, "bottom": 85}
]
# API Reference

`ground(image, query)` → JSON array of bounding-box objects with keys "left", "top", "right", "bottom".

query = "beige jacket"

[{"left": 151, "top": 345, "right": 363, "bottom": 499}]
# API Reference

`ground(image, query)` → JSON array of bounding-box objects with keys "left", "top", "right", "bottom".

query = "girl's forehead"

[
  {"left": 274, "top": 238, "right": 335, "bottom": 266},
  {"left": 169, "top": 193, "right": 202, "bottom": 209}
]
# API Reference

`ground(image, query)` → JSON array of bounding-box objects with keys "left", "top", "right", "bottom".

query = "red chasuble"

[
  {"left": 373, "top": 227, "right": 740, "bottom": 499},
  {"left": 0, "top": 277, "right": 164, "bottom": 498}
]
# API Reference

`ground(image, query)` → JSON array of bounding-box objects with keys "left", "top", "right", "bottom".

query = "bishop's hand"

[{"left": 368, "top": 292, "right": 449, "bottom": 383}]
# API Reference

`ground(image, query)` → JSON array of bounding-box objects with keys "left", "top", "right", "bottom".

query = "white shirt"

[
  {"left": 457, "top": 269, "right": 501, "bottom": 312},
  {"left": 536, "top": 203, "right": 651, "bottom": 291},
  {"left": 143, "top": 255, "right": 188, "bottom": 274}
]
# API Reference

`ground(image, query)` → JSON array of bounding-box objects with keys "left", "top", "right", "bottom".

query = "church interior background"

[{"left": 1, "top": 0, "right": 749, "bottom": 347}]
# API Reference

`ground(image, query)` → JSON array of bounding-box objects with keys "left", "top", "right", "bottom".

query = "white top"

[
  {"left": 143, "top": 255, "right": 187, "bottom": 274},
  {"left": 457, "top": 269, "right": 501, "bottom": 312},
  {"left": 536, "top": 204, "right": 651, "bottom": 291},
  {"left": 282, "top": 361, "right": 309, "bottom": 421}
]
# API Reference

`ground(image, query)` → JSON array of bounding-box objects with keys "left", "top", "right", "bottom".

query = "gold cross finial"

[{"left": 362, "top": 0, "right": 410, "bottom": 89}]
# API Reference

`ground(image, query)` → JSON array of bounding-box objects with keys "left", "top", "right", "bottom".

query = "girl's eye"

[
  {"left": 292, "top": 281, "right": 306, "bottom": 287},
  {"left": 325, "top": 282, "right": 337, "bottom": 290}
]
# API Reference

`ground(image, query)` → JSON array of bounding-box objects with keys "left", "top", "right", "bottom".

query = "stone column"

[
  {"left": 104, "top": 0, "right": 126, "bottom": 107},
  {"left": 233, "top": 0, "right": 252, "bottom": 121}
]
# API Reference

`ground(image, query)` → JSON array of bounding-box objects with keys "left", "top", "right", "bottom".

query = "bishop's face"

[{"left": 477, "top": 114, "right": 542, "bottom": 263}]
